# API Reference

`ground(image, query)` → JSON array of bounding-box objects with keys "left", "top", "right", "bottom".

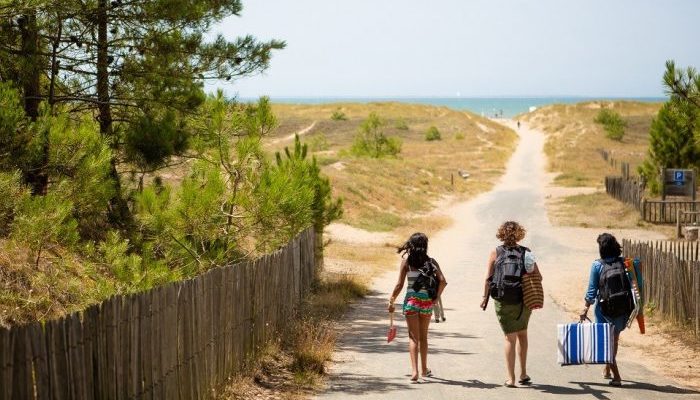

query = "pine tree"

[{"left": 639, "top": 61, "right": 700, "bottom": 194}]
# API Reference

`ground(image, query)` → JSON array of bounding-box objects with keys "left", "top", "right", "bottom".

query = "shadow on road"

[
  {"left": 322, "top": 373, "right": 419, "bottom": 395},
  {"left": 335, "top": 291, "right": 480, "bottom": 358},
  {"left": 526, "top": 380, "right": 700, "bottom": 400}
]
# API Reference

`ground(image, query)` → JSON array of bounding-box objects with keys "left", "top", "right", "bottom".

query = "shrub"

[
  {"left": 425, "top": 126, "right": 442, "bottom": 141},
  {"left": 594, "top": 109, "right": 626, "bottom": 141},
  {"left": 394, "top": 118, "right": 409, "bottom": 130},
  {"left": 307, "top": 132, "right": 330, "bottom": 152},
  {"left": 330, "top": 109, "right": 347, "bottom": 121},
  {"left": 351, "top": 113, "right": 402, "bottom": 158},
  {"left": 454, "top": 132, "right": 465, "bottom": 140}
]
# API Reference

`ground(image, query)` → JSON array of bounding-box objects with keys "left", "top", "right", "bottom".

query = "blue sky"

[{"left": 208, "top": 0, "right": 700, "bottom": 98}]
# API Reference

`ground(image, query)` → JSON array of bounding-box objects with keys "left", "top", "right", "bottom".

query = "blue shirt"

[{"left": 584, "top": 257, "right": 643, "bottom": 305}]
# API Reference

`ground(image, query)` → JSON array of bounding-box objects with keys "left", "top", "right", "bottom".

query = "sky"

[{"left": 207, "top": 0, "right": 700, "bottom": 98}]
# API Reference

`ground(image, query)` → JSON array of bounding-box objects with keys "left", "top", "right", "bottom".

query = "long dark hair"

[
  {"left": 597, "top": 233, "right": 622, "bottom": 259},
  {"left": 397, "top": 232, "right": 429, "bottom": 269}
]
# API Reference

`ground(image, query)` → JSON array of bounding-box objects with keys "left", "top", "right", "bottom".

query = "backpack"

[
  {"left": 597, "top": 258, "right": 634, "bottom": 318},
  {"left": 489, "top": 245, "right": 527, "bottom": 304},
  {"left": 412, "top": 258, "right": 440, "bottom": 301}
]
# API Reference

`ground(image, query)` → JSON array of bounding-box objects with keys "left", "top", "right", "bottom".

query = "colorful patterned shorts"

[{"left": 403, "top": 291, "right": 433, "bottom": 317}]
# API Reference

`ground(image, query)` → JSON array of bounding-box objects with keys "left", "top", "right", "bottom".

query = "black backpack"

[
  {"left": 598, "top": 258, "right": 634, "bottom": 318},
  {"left": 489, "top": 245, "right": 527, "bottom": 304},
  {"left": 412, "top": 258, "right": 440, "bottom": 300}
]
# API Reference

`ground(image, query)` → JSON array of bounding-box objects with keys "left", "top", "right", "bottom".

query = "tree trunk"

[
  {"left": 20, "top": 12, "right": 48, "bottom": 195},
  {"left": 97, "top": 0, "right": 130, "bottom": 226}
]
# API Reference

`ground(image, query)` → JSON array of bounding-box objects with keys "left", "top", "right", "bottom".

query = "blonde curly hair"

[{"left": 496, "top": 221, "right": 526, "bottom": 246}]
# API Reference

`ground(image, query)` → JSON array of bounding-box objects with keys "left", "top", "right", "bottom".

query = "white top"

[{"left": 524, "top": 250, "right": 536, "bottom": 273}]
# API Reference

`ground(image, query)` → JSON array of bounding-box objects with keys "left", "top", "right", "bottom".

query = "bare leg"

[
  {"left": 516, "top": 329, "right": 529, "bottom": 380},
  {"left": 610, "top": 333, "right": 622, "bottom": 382},
  {"left": 419, "top": 315, "right": 431, "bottom": 375},
  {"left": 406, "top": 315, "right": 420, "bottom": 381},
  {"left": 504, "top": 333, "right": 517, "bottom": 385}
]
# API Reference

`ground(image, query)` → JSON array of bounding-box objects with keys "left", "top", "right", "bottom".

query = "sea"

[{"left": 260, "top": 97, "right": 666, "bottom": 119}]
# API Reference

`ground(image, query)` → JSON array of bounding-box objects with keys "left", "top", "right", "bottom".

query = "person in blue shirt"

[{"left": 579, "top": 233, "right": 642, "bottom": 387}]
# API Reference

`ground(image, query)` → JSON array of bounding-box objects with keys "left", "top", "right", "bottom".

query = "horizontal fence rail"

[
  {"left": 623, "top": 239, "right": 700, "bottom": 338},
  {"left": 0, "top": 228, "right": 316, "bottom": 400}
]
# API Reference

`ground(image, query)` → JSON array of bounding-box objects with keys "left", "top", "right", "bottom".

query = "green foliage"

[
  {"left": 639, "top": 61, "right": 700, "bottom": 195},
  {"left": 331, "top": 109, "right": 347, "bottom": 121},
  {"left": 0, "top": 171, "right": 29, "bottom": 235},
  {"left": 639, "top": 100, "right": 699, "bottom": 195},
  {"left": 351, "top": 113, "right": 401, "bottom": 158},
  {"left": 307, "top": 133, "right": 330, "bottom": 152},
  {"left": 454, "top": 132, "right": 465, "bottom": 140},
  {"left": 124, "top": 111, "right": 188, "bottom": 171},
  {"left": 425, "top": 126, "right": 442, "bottom": 141},
  {"left": 11, "top": 189, "right": 79, "bottom": 266},
  {"left": 594, "top": 109, "right": 627, "bottom": 141},
  {"left": 394, "top": 118, "right": 409, "bottom": 130}
]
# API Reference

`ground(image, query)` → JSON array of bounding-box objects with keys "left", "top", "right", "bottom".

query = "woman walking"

[
  {"left": 579, "top": 233, "right": 642, "bottom": 387},
  {"left": 388, "top": 232, "right": 447, "bottom": 383},
  {"left": 481, "top": 221, "right": 541, "bottom": 387}
]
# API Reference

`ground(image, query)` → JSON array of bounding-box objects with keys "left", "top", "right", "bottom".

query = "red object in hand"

[
  {"left": 387, "top": 312, "right": 397, "bottom": 343},
  {"left": 637, "top": 314, "right": 646, "bottom": 334}
]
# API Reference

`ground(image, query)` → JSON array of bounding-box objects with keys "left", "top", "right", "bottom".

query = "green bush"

[
  {"left": 331, "top": 109, "right": 347, "bottom": 121},
  {"left": 594, "top": 109, "right": 627, "bottom": 141},
  {"left": 425, "top": 126, "right": 441, "bottom": 141},
  {"left": 308, "top": 132, "right": 330, "bottom": 152},
  {"left": 454, "top": 132, "right": 465, "bottom": 140},
  {"left": 394, "top": 118, "right": 409, "bottom": 130},
  {"left": 351, "top": 113, "right": 402, "bottom": 158}
]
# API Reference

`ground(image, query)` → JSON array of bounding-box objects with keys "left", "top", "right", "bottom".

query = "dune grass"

[
  {"left": 215, "top": 274, "right": 367, "bottom": 399},
  {"left": 520, "top": 101, "right": 661, "bottom": 187},
  {"left": 269, "top": 102, "right": 517, "bottom": 232}
]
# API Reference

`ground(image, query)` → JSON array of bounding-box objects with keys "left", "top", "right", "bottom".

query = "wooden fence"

[
  {"left": 641, "top": 200, "right": 700, "bottom": 224},
  {"left": 605, "top": 176, "right": 644, "bottom": 210},
  {"left": 623, "top": 239, "right": 700, "bottom": 337},
  {"left": 0, "top": 228, "right": 316, "bottom": 400}
]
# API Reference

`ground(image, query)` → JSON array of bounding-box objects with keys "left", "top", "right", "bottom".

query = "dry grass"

[
  {"left": 216, "top": 274, "right": 368, "bottom": 399},
  {"left": 520, "top": 101, "right": 661, "bottom": 187},
  {"left": 269, "top": 103, "right": 517, "bottom": 232},
  {"left": 0, "top": 239, "right": 111, "bottom": 327}
]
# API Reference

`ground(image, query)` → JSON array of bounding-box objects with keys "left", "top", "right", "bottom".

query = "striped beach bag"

[
  {"left": 522, "top": 272, "right": 543, "bottom": 310},
  {"left": 557, "top": 322, "right": 615, "bottom": 365}
]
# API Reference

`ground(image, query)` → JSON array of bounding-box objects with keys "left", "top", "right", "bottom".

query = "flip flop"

[
  {"left": 609, "top": 380, "right": 622, "bottom": 387},
  {"left": 409, "top": 377, "right": 420, "bottom": 384},
  {"left": 504, "top": 381, "right": 516, "bottom": 388},
  {"left": 422, "top": 369, "right": 433, "bottom": 378},
  {"left": 518, "top": 376, "right": 531, "bottom": 385}
]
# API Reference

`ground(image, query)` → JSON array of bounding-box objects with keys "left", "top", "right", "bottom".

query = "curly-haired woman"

[
  {"left": 388, "top": 232, "right": 447, "bottom": 383},
  {"left": 481, "top": 221, "right": 541, "bottom": 387}
]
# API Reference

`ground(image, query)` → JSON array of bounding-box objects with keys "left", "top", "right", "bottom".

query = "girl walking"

[
  {"left": 481, "top": 221, "right": 541, "bottom": 387},
  {"left": 388, "top": 232, "right": 447, "bottom": 383}
]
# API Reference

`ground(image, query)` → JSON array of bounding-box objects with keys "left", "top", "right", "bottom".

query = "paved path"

[{"left": 316, "top": 121, "right": 700, "bottom": 400}]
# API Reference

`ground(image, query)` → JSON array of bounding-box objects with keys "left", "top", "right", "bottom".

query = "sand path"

[
  {"left": 315, "top": 122, "right": 698, "bottom": 399},
  {"left": 271, "top": 121, "right": 317, "bottom": 144}
]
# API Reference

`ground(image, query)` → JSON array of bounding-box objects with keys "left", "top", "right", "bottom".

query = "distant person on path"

[
  {"left": 388, "top": 232, "right": 447, "bottom": 383},
  {"left": 579, "top": 233, "right": 642, "bottom": 387},
  {"left": 481, "top": 221, "right": 541, "bottom": 387},
  {"left": 517, "top": 120, "right": 521, "bottom": 129}
]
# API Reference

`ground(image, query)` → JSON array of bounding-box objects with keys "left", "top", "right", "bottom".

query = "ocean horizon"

[{"left": 249, "top": 96, "right": 666, "bottom": 118}]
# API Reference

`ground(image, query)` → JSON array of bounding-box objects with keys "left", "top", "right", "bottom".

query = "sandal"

[
  {"left": 609, "top": 380, "right": 622, "bottom": 387},
  {"left": 518, "top": 376, "right": 531, "bottom": 385},
  {"left": 504, "top": 380, "right": 516, "bottom": 388},
  {"left": 410, "top": 375, "right": 420, "bottom": 384},
  {"left": 422, "top": 369, "right": 433, "bottom": 378}
]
